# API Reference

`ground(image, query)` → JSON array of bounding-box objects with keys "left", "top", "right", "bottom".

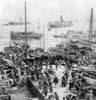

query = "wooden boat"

[
  {"left": 10, "top": 31, "right": 43, "bottom": 40},
  {"left": 10, "top": 1, "right": 43, "bottom": 40},
  {"left": 54, "top": 35, "right": 61, "bottom": 38}
]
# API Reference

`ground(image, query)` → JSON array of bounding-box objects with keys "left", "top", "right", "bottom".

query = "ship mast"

[
  {"left": 43, "top": 24, "right": 45, "bottom": 51},
  {"left": 89, "top": 8, "right": 93, "bottom": 46},
  {"left": 55, "top": 28, "right": 58, "bottom": 44},
  {"left": 25, "top": 1, "right": 27, "bottom": 58},
  {"left": 25, "top": 1, "right": 27, "bottom": 45},
  {"left": 38, "top": 19, "right": 41, "bottom": 47},
  {"left": 60, "top": 15, "right": 63, "bottom": 42}
]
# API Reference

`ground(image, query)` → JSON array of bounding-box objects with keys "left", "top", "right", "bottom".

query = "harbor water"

[{"left": 0, "top": 25, "right": 65, "bottom": 51}]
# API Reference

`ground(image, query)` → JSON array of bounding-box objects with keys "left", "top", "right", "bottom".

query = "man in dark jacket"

[
  {"left": 53, "top": 75, "right": 59, "bottom": 85},
  {"left": 62, "top": 75, "right": 67, "bottom": 87},
  {"left": 43, "top": 79, "right": 48, "bottom": 97}
]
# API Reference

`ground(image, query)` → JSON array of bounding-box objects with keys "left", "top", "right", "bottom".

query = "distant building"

[{"left": 65, "top": 30, "right": 86, "bottom": 41}]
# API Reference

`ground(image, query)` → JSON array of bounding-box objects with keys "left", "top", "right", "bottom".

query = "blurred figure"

[
  {"left": 62, "top": 75, "right": 67, "bottom": 87},
  {"left": 55, "top": 60, "right": 59, "bottom": 70},
  {"left": 53, "top": 75, "right": 59, "bottom": 85},
  {"left": 43, "top": 78, "right": 48, "bottom": 97},
  {"left": 54, "top": 92, "right": 59, "bottom": 100},
  {"left": 71, "top": 96, "right": 77, "bottom": 100}
]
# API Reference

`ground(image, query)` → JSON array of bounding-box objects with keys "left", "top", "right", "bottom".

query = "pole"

[
  {"left": 60, "top": 15, "right": 63, "bottom": 43},
  {"left": 89, "top": 8, "right": 93, "bottom": 56},
  {"left": 91, "top": 8, "right": 93, "bottom": 46},
  {"left": 38, "top": 19, "right": 41, "bottom": 48},
  {"left": 61, "top": 28, "right": 63, "bottom": 42},
  {"left": 25, "top": 1, "right": 27, "bottom": 44},
  {"left": 55, "top": 28, "right": 58, "bottom": 45},
  {"left": 33, "top": 25, "right": 34, "bottom": 32},
  {"left": 89, "top": 8, "right": 93, "bottom": 46},
  {"left": 60, "top": 15, "right": 63, "bottom": 22},
  {"left": 25, "top": 1, "right": 27, "bottom": 58},
  {"left": 43, "top": 24, "right": 45, "bottom": 51},
  {"left": 61, "top": 32, "right": 62, "bottom": 42}
]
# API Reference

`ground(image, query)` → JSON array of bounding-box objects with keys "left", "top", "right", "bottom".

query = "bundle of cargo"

[
  {"left": 79, "top": 67, "right": 96, "bottom": 82},
  {"left": 35, "top": 48, "right": 44, "bottom": 53},
  {"left": 1, "top": 58, "right": 14, "bottom": 68},
  {"left": 4, "top": 46, "right": 22, "bottom": 54},
  {"left": 92, "top": 54, "right": 96, "bottom": 59},
  {"left": 0, "top": 94, "right": 9, "bottom": 100},
  {"left": 84, "top": 70, "right": 96, "bottom": 79}
]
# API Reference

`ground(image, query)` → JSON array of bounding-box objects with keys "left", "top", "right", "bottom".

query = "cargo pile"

[{"left": 0, "top": 41, "right": 96, "bottom": 100}]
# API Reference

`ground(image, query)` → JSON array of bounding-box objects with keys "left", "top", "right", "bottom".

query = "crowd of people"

[{"left": 0, "top": 42, "right": 96, "bottom": 100}]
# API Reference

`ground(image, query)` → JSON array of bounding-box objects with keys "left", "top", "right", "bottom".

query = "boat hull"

[{"left": 10, "top": 31, "right": 43, "bottom": 40}]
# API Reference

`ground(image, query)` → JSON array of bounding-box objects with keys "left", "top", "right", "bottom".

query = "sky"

[{"left": 0, "top": 0, "right": 96, "bottom": 31}]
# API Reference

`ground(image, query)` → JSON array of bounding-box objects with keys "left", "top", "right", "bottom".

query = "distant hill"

[
  {"left": 2, "top": 21, "right": 31, "bottom": 26},
  {"left": 0, "top": 19, "right": 10, "bottom": 26}
]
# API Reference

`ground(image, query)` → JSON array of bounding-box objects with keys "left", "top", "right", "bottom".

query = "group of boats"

[
  {"left": 2, "top": 2, "right": 96, "bottom": 47},
  {"left": 7, "top": 2, "right": 43, "bottom": 41},
  {"left": 53, "top": 8, "right": 96, "bottom": 47},
  {"left": 8, "top": 8, "right": 73, "bottom": 41}
]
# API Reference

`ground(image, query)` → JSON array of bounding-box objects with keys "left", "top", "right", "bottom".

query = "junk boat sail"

[{"left": 10, "top": 3, "right": 43, "bottom": 40}]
